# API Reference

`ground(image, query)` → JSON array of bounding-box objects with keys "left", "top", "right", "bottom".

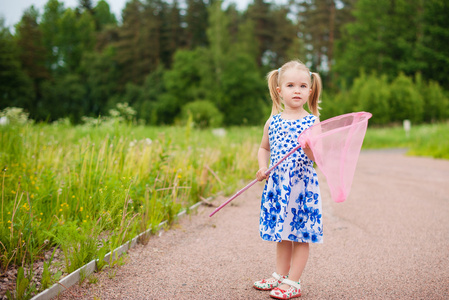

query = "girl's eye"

[
  {"left": 287, "top": 84, "right": 293, "bottom": 87},
  {"left": 301, "top": 84, "right": 308, "bottom": 88}
]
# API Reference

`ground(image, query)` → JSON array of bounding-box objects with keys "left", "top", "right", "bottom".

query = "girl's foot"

[
  {"left": 253, "top": 272, "right": 287, "bottom": 291},
  {"left": 269, "top": 278, "right": 301, "bottom": 299}
]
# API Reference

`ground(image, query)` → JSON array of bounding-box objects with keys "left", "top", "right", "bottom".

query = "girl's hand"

[
  {"left": 302, "top": 142, "right": 315, "bottom": 161},
  {"left": 256, "top": 167, "right": 269, "bottom": 181}
]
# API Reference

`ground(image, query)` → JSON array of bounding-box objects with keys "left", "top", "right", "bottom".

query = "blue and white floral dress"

[{"left": 259, "top": 114, "right": 323, "bottom": 243}]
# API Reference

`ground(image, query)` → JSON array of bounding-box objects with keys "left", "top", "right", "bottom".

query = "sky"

[{"left": 0, "top": 0, "right": 262, "bottom": 31}]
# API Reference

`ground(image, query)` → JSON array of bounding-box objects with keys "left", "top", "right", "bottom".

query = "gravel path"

[{"left": 58, "top": 151, "right": 449, "bottom": 299}]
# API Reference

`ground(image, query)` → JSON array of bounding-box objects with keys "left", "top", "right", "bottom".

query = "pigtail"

[
  {"left": 267, "top": 70, "right": 283, "bottom": 115},
  {"left": 308, "top": 72, "right": 322, "bottom": 117}
]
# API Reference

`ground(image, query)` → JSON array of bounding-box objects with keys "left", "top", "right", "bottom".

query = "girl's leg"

[
  {"left": 276, "top": 240, "right": 293, "bottom": 276},
  {"left": 254, "top": 241, "right": 292, "bottom": 290},
  {"left": 279, "top": 242, "right": 309, "bottom": 290}
]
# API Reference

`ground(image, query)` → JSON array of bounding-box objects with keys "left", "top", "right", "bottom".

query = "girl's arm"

[
  {"left": 303, "top": 143, "right": 315, "bottom": 162},
  {"left": 256, "top": 118, "right": 271, "bottom": 181},
  {"left": 303, "top": 118, "right": 319, "bottom": 162}
]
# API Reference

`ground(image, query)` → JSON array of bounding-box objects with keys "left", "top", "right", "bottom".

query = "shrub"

[
  {"left": 181, "top": 100, "right": 223, "bottom": 128},
  {"left": 422, "top": 80, "right": 449, "bottom": 122},
  {"left": 355, "top": 74, "right": 390, "bottom": 125},
  {"left": 389, "top": 73, "right": 424, "bottom": 123},
  {"left": 0, "top": 107, "right": 32, "bottom": 126}
]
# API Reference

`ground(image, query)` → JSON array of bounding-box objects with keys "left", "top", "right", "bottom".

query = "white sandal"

[
  {"left": 269, "top": 278, "right": 301, "bottom": 299},
  {"left": 253, "top": 272, "right": 287, "bottom": 291}
]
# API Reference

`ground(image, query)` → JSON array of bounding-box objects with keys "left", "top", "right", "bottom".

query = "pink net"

[{"left": 298, "top": 112, "right": 372, "bottom": 203}]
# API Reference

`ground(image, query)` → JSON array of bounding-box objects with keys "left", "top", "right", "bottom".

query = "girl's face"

[{"left": 276, "top": 68, "right": 311, "bottom": 111}]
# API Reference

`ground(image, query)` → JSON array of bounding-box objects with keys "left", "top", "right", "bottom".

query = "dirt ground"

[{"left": 57, "top": 150, "right": 449, "bottom": 299}]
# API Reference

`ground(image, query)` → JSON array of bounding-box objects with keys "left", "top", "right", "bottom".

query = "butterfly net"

[{"left": 298, "top": 112, "right": 372, "bottom": 203}]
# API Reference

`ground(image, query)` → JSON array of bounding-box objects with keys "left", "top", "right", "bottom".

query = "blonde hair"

[{"left": 267, "top": 60, "right": 322, "bottom": 116}]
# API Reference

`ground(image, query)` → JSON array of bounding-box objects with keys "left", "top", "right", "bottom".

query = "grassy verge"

[
  {"left": 363, "top": 122, "right": 449, "bottom": 159},
  {"left": 0, "top": 122, "right": 261, "bottom": 296}
]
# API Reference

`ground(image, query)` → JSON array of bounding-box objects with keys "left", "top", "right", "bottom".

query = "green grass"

[
  {"left": 0, "top": 121, "right": 261, "bottom": 293},
  {"left": 364, "top": 122, "right": 449, "bottom": 159}
]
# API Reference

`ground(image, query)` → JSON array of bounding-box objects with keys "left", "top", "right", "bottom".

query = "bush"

[
  {"left": 319, "top": 91, "right": 352, "bottom": 120},
  {"left": 388, "top": 73, "right": 423, "bottom": 123},
  {"left": 355, "top": 74, "right": 390, "bottom": 125},
  {"left": 0, "top": 107, "right": 32, "bottom": 126},
  {"left": 419, "top": 79, "right": 449, "bottom": 122},
  {"left": 181, "top": 100, "right": 223, "bottom": 128}
]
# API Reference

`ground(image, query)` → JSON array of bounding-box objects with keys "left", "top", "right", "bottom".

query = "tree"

[
  {"left": 138, "top": 66, "right": 166, "bottom": 124},
  {"left": 185, "top": 0, "right": 209, "bottom": 49},
  {"left": 79, "top": 0, "right": 94, "bottom": 13},
  {"left": 219, "top": 53, "right": 268, "bottom": 125},
  {"left": 57, "top": 8, "right": 96, "bottom": 73},
  {"left": 14, "top": 6, "right": 49, "bottom": 117},
  {"left": 40, "top": 0, "right": 65, "bottom": 74},
  {"left": 389, "top": 73, "right": 423, "bottom": 123},
  {"left": 294, "top": 0, "right": 355, "bottom": 87},
  {"left": 235, "top": 18, "right": 258, "bottom": 60},
  {"left": 246, "top": 0, "right": 273, "bottom": 66},
  {"left": 40, "top": 74, "right": 87, "bottom": 122},
  {"left": 352, "top": 73, "right": 390, "bottom": 125},
  {"left": 94, "top": 0, "right": 117, "bottom": 31},
  {"left": 0, "top": 19, "right": 34, "bottom": 109},
  {"left": 79, "top": 46, "right": 119, "bottom": 117},
  {"left": 206, "top": 0, "right": 231, "bottom": 93},
  {"left": 415, "top": 0, "right": 449, "bottom": 88},
  {"left": 161, "top": 49, "right": 206, "bottom": 120},
  {"left": 115, "top": 0, "right": 147, "bottom": 87},
  {"left": 270, "top": 5, "right": 297, "bottom": 67},
  {"left": 334, "top": 0, "right": 420, "bottom": 84},
  {"left": 161, "top": 0, "right": 184, "bottom": 67}
]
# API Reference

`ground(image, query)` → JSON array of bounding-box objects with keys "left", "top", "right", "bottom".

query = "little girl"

[{"left": 253, "top": 60, "right": 323, "bottom": 299}]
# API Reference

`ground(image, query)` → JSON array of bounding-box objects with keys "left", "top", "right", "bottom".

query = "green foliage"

[
  {"left": 41, "top": 74, "right": 88, "bottom": 123},
  {"left": 6, "top": 266, "right": 32, "bottom": 300},
  {"left": 47, "top": 221, "right": 100, "bottom": 273},
  {"left": 0, "top": 20, "right": 34, "bottom": 110},
  {"left": 415, "top": 0, "right": 449, "bottom": 88},
  {"left": 0, "top": 107, "right": 32, "bottom": 126},
  {"left": 388, "top": 73, "right": 423, "bottom": 123},
  {"left": 58, "top": 9, "right": 96, "bottom": 73},
  {"left": 415, "top": 73, "right": 449, "bottom": 122},
  {"left": 94, "top": 0, "right": 117, "bottom": 30},
  {"left": 335, "top": 0, "right": 420, "bottom": 83},
  {"left": 364, "top": 122, "right": 449, "bottom": 160},
  {"left": 218, "top": 53, "right": 268, "bottom": 125},
  {"left": 323, "top": 72, "right": 444, "bottom": 126},
  {"left": 41, "top": 247, "right": 58, "bottom": 290},
  {"left": 352, "top": 73, "right": 390, "bottom": 125},
  {"left": 408, "top": 123, "right": 449, "bottom": 159},
  {"left": 181, "top": 100, "right": 223, "bottom": 128}
]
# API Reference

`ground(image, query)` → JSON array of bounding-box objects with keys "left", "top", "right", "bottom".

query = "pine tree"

[
  {"left": 115, "top": 0, "right": 146, "bottom": 87},
  {"left": 270, "top": 5, "right": 297, "bottom": 67},
  {"left": 15, "top": 6, "right": 49, "bottom": 116},
  {"left": 94, "top": 0, "right": 117, "bottom": 31},
  {"left": 185, "top": 0, "right": 209, "bottom": 49},
  {"left": 334, "top": 0, "right": 420, "bottom": 84},
  {"left": 0, "top": 19, "right": 34, "bottom": 109},
  {"left": 295, "top": 0, "right": 355, "bottom": 80},
  {"left": 246, "top": 0, "right": 273, "bottom": 66},
  {"left": 40, "top": 0, "right": 65, "bottom": 74},
  {"left": 416, "top": 0, "right": 449, "bottom": 87}
]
